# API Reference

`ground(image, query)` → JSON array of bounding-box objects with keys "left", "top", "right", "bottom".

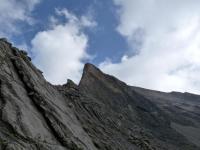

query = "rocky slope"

[{"left": 0, "top": 38, "right": 199, "bottom": 149}]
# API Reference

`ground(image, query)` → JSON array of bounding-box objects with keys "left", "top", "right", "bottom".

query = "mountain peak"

[
  {"left": 0, "top": 40, "right": 199, "bottom": 150},
  {"left": 79, "top": 63, "right": 104, "bottom": 86},
  {"left": 83, "top": 63, "right": 102, "bottom": 76}
]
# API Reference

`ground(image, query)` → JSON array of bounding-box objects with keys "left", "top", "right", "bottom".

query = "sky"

[{"left": 1, "top": 0, "right": 200, "bottom": 94}]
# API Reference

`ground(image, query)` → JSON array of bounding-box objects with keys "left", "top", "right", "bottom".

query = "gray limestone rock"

[
  {"left": 0, "top": 39, "right": 97, "bottom": 150},
  {"left": 0, "top": 39, "right": 199, "bottom": 150}
]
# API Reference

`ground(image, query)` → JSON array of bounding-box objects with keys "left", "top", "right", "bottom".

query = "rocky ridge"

[{"left": 0, "top": 38, "right": 199, "bottom": 149}]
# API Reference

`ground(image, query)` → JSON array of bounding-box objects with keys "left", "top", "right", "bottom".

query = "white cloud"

[
  {"left": 31, "top": 8, "right": 96, "bottom": 84},
  {"left": 100, "top": 0, "right": 200, "bottom": 94},
  {"left": 0, "top": 0, "right": 40, "bottom": 37}
]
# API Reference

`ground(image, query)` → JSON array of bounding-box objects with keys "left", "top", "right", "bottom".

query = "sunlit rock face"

[
  {"left": 0, "top": 39, "right": 96, "bottom": 150},
  {"left": 0, "top": 38, "right": 199, "bottom": 150}
]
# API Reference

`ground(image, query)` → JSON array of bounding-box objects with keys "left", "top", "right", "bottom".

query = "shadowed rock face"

[{"left": 0, "top": 39, "right": 199, "bottom": 150}]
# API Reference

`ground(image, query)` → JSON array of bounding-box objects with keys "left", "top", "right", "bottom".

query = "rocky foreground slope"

[{"left": 0, "top": 38, "right": 199, "bottom": 150}]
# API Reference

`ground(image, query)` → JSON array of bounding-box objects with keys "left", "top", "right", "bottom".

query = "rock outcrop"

[
  {"left": 0, "top": 39, "right": 97, "bottom": 150},
  {"left": 0, "top": 39, "right": 199, "bottom": 149}
]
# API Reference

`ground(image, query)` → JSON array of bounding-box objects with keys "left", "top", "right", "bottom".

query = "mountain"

[{"left": 0, "top": 38, "right": 199, "bottom": 150}]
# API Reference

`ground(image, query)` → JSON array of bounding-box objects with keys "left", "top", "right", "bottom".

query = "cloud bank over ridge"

[
  {"left": 31, "top": 8, "right": 96, "bottom": 84},
  {"left": 100, "top": 0, "right": 200, "bottom": 94}
]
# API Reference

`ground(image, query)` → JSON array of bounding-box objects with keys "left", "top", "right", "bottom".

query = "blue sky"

[
  {"left": 11, "top": 0, "right": 128, "bottom": 64},
  {"left": 1, "top": 0, "right": 200, "bottom": 94}
]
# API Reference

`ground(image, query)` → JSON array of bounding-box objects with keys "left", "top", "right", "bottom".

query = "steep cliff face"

[
  {"left": 0, "top": 39, "right": 199, "bottom": 150},
  {"left": 0, "top": 39, "right": 97, "bottom": 150}
]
